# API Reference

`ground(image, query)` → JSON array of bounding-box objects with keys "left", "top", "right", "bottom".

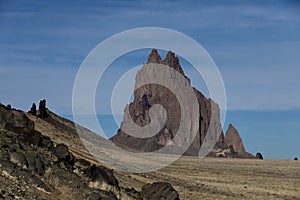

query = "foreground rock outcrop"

[
  {"left": 0, "top": 103, "right": 180, "bottom": 200},
  {"left": 111, "top": 49, "right": 253, "bottom": 158}
]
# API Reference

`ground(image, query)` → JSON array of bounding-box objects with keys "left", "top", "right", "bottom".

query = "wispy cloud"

[{"left": 0, "top": 0, "right": 299, "bottom": 114}]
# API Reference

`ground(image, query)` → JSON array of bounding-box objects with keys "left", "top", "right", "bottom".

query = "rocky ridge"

[{"left": 0, "top": 102, "right": 180, "bottom": 200}]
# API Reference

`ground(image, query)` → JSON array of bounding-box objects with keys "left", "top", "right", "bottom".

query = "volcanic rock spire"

[{"left": 111, "top": 49, "right": 253, "bottom": 158}]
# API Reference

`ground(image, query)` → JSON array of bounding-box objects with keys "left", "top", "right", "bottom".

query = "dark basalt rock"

[
  {"left": 35, "top": 157, "right": 45, "bottom": 175},
  {"left": 140, "top": 182, "right": 180, "bottom": 200},
  {"left": 84, "top": 164, "right": 119, "bottom": 187},
  {"left": 0, "top": 104, "right": 34, "bottom": 134},
  {"left": 294, "top": 157, "right": 298, "bottom": 160},
  {"left": 20, "top": 131, "right": 53, "bottom": 149},
  {"left": 53, "top": 143, "right": 75, "bottom": 170},
  {"left": 28, "top": 103, "right": 37, "bottom": 116},
  {"left": 54, "top": 144, "right": 71, "bottom": 161},
  {"left": 0, "top": 160, "right": 16, "bottom": 174},
  {"left": 74, "top": 158, "right": 91, "bottom": 169},
  {"left": 26, "top": 155, "right": 37, "bottom": 171},
  {"left": 10, "top": 152, "right": 28, "bottom": 168},
  {"left": 256, "top": 152, "right": 263, "bottom": 160},
  {"left": 38, "top": 99, "right": 48, "bottom": 118}
]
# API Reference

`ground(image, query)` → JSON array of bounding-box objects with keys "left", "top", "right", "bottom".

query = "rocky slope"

[
  {"left": 111, "top": 49, "right": 254, "bottom": 158},
  {"left": 0, "top": 102, "right": 180, "bottom": 200}
]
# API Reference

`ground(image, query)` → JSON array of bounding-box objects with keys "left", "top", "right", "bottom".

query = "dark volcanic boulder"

[
  {"left": 53, "top": 143, "right": 74, "bottom": 169},
  {"left": 54, "top": 143, "right": 71, "bottom": 161},
  {"left": 0, "top": 160, "right": 16, "bottom": 174},
  {"left": 10, "top": 152, "right": 28, "bottom": 168},
  {"left": 256, "top": 152, "right": 263, "bottom": 160},
  {"left": 84, "top": 164, "right": 120, "bottom": 195},
  {"left": 26, "top": 155, "right": 45, "bottom": 175},
  {"left": 21, "top": 131, "right": 53, "bottom": 149},
  {"left": 35, "top": 157, "right": 45, "bottom": 175},
  {"left": 74, "top": 158, "right": 91, "bottom": 169},
  {"left": 294, "top": 157, "right": 298, "bottom": 161},
  {"left": 140, "top": 182, "right": 180, "bottom": 200}
]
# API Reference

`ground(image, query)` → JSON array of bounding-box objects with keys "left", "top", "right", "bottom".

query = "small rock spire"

[
  {"left": 147, "top": 49, "right": 162, "bottom": 64},
  {"left": 28, "top": 103, "right": 37, "bottom": 116},
  {"left": 38, "top": 99, "right": 48, "bottom": 118}
]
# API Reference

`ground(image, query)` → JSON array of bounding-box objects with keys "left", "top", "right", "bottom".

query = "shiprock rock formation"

[
  {"left": 111, "top": 49, "right": 254, "bottom": 158},
  {"left": 0, "top": 102, "right": 180, "bottom": 200}
]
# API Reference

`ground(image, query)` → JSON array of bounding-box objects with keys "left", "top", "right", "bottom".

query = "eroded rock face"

[
  {"left": 224, "top": 124, "right": 246, "bottom": 154},
  {"left": 110, "top": 49, "right": 237, "bottom": 156}
]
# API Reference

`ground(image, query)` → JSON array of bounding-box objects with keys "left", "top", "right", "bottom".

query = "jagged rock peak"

[
  {"left": 147, "top": 49, "right": 181, "bottom": 69},
  {"left": 38, "top": 99, "right": 48, "bottom": 118},
  {"left": 147, "top": 49, "right": 189, "bottom": 83},
  {"left": 147, "top": 49, "right": 162, "bottom": 64},
  {"left": 148, "top": 49, "right": 176, "bottom": 63},
  {"left": 224, "top": 124, "right": 246, "bottom": 154},
  {"left": 162, "top": 51, "right": 179, "bottom": 66}
]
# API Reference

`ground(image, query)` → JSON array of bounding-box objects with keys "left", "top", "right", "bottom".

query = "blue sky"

[{"left": 1, "top": 0, "right": 300, "bottom": 159}]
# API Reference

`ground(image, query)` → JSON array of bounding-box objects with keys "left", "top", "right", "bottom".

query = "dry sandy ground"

[
  {"left": 115, "top": 157, "right": 300, "bottom": 200},
  {"left": 27, "top": 112, "right": 300, "bottom": 200}
]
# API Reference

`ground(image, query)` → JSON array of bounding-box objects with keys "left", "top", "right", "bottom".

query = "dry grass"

[{"left": 116, "top": 157, "right": 300, "bottom": 200}]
